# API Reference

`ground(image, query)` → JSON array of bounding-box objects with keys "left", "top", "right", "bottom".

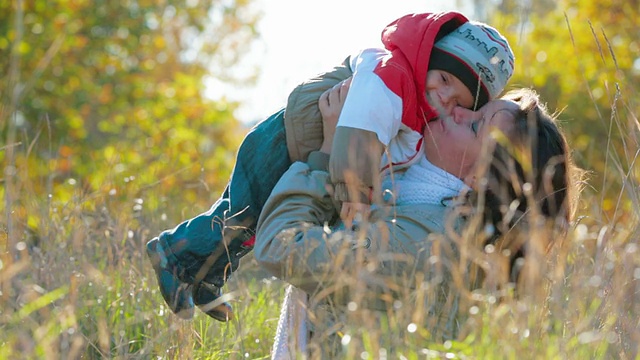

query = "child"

[{"left": 146, "top": 11, "right": 515, "bottom": 320}]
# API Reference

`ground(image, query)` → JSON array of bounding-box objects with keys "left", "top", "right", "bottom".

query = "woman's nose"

[{"left": 451, "top": 106, "right": 475, "bottom": 124}]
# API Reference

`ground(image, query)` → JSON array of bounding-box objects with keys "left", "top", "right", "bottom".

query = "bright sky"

[{"left": 212, "top": 0, "right": 473, "bottom": 124}]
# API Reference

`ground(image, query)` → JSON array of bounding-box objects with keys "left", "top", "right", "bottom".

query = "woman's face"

[{"left": 423, "top": 99, "right": 520, "bottom": 181}]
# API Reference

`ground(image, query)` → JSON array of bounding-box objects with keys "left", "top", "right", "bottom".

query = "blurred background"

[{"left": 1, "top": 0, "right": 639, "bottom": 358}]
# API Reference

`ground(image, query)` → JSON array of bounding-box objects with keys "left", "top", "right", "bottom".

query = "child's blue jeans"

[{"left": 157, "top": 109, "right": 292, "bottom": 287}]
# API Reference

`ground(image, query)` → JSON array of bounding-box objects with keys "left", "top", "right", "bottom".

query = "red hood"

[{"left": 381, "top": 12, "right": 469, "bottom": 114}]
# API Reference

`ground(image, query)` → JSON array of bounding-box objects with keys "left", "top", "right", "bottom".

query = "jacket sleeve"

[
  {"left": 284, "top": 57, "right": 353, "bottom": 162},
  {"left": 254, "top": 152, "right": 441, "bottom": 297},
  {"left": 329, "top": 126, "right": 384, "bottom": 204}
]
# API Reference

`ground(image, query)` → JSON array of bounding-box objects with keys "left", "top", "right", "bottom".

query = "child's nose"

[
  {"left": 443, "top": 102, "right": 455, "bottom": 116},
  {"left": 439, "top": 93, "right": 455, "bottom": 113},
  {"left": 439, "top": 88, "right": 462, "bottom": 116}
]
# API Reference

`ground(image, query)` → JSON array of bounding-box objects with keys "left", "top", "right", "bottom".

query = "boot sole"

[{"left": 146, "top": 238, "right": 195, "bottom": 319}]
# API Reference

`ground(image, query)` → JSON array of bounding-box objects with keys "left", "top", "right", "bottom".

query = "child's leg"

[{"left": 156, "top": 108, "right": 291, "bottom": 286}]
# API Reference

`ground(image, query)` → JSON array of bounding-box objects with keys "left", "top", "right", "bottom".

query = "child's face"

[{"left": 424, "top": 70, "right": 474, "bottom": 116}]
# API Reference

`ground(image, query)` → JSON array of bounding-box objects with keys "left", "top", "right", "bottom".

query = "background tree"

[{"left": 1, "top": 0, "right": 261, "bottom": 248}]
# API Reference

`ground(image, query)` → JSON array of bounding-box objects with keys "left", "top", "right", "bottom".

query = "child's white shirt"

[{"left": 339, "top": 48, "right": 426, "bottom": 174}]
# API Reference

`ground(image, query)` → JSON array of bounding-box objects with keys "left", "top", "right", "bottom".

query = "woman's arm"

[
  {"left": 253, "top": 157, "right": 349, "bottom": 295},
  {"left": 284, "top": 56, "right": 353, "bottom": 162},
  {"left": 253, "top": 154, "right": 445, "bottom": 296}
]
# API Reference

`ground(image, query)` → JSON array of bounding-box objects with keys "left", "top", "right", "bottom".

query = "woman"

[{"left": 254, "top": 84, "right": 581, "bottom": 357}]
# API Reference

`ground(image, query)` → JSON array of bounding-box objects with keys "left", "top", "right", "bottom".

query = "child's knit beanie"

[{"left": 429, "top": 21, "right": 515, "bottom": 108}]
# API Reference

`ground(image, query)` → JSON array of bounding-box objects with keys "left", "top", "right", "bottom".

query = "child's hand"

[
  {"left": 340, "top": 201, "right": 371, "bottom": 229},
  {"left": 319, "top": 77, "right": 352, "bottom": 154}
]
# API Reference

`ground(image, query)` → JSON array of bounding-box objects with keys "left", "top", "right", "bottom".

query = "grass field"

[{"left": 1, "top": 140, "right": 639, "bottom": 359}]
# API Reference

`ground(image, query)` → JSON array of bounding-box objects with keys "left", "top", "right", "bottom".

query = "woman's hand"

[
  {"left": 318, "top": 77, "right": 352, "bottom": 154},
  {"left": 340, "top": 201, "right": 371, "bottom": 230}
]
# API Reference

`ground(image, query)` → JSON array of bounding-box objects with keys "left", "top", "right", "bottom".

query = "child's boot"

[
  {"left": 146, "top": 237, "right": 195, "bottom": 319},
  {"left": 192, "top": 282, "right": 234, "bottom": 322}
]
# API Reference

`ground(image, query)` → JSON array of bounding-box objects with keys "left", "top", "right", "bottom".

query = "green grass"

[{"left": 1, "top": 191, "right": 637, "bottom": 359}]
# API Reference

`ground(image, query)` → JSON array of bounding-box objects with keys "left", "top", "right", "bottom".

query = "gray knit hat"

[{"left": 429, "top": 21, "right": 515, "bottom": 108}]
